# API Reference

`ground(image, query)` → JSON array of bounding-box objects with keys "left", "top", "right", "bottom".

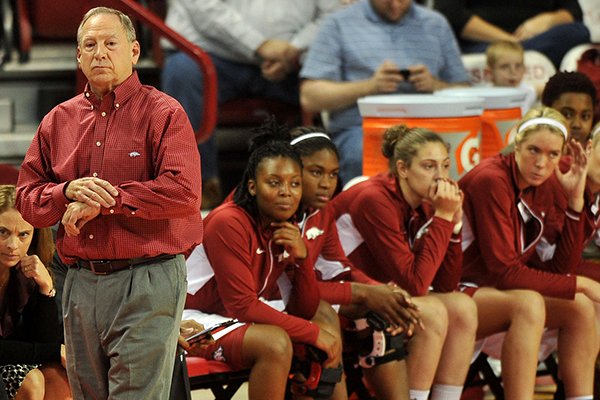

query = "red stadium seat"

[
  {"left": 14, "top": 0, "right": 96, "bottom": 63},
  {"left": 0, "top": 163, "right": 19, "bottom": 184},
  {"left": 185, "top": 355, "right": 250, "bottom": 400}
]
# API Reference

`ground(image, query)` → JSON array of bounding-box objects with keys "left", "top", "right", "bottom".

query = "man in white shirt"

[{"left": 161, "top": 0, "right": 341, "bottom": 208}]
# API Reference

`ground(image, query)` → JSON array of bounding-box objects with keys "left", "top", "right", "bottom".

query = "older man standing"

[
  {"left": 300, "top": 0, "right": 470, "bottom": 184},
  {"left": 16, "top": 7, "right": 202, "bottom": 399}
]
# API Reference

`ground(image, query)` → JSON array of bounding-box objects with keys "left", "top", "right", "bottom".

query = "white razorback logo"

[
  {"left": 306, "top": 227, "right": 324, "bottom": 240},
  {"left": 212, "top": 346, "right": 226, "bottom": 362},
  {"left": 256, "top": 248, "right": 265, "bottom": 254},
  {"left": 278, "top": 250, "right": 290, "bottom": 262},
  {"left": 129, "top": 151, "right": 141, "bottom": 157}
]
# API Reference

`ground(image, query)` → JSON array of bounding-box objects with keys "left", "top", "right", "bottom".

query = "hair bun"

[{"left": 381, "top": 125, "right": 410, "bottom": 159}]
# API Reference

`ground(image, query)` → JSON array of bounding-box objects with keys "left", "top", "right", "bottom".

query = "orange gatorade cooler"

[
  {"left": 358, "top": 95, "right": 484, "bottom": 180},
  {"left": 435, "top": 87, "right": 526, "bottom": 160}
]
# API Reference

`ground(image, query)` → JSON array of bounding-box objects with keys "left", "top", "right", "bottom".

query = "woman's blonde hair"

[
  {"left": 514, "top": 107, "right": 568, "bottom": 146},
  {"left": 0, "top": 185, "right": 55, "bottom": 267},
  {"left": 590, "top": 121, "right": 600, "bottom": 148},
  {"left": 382, "top": 124, "right": 449, "bottom": 176}
]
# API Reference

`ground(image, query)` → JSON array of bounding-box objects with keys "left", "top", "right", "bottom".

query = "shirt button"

[
  {"left": 85, "top": 92, "right": 90, "bottom": 98},
  {"left": 96, "top": 141, "right": 101, "bottom": 147},
  {"left": 90, "top": 105, "right": 94, "bottom": 110},
  {"left": 131, "top": 211, "right": 136, "bottom": 215},
  {"left": 92, "top": 172, "right": 98, "bottom": 177},
  {"left": 109, "top": 209, "right": 115, "bottom": 214},
  {"left": 115, "top": 103, "right": 120, "bottom": 108},
  {"left": 101, "top": 111, "right": 106, "bottom": 117},
  {"left": 88, "top": 234, "right": 94, "bottom": 239}
]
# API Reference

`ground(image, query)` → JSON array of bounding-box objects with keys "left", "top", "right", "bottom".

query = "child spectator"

[{"left": 486, "top": 40, "right": 538, "bottom": 114}]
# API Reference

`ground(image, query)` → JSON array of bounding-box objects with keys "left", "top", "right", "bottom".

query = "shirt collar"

[
  {"left": 83, "top": 70, "right": 141, "bottom": 108},
  {"left": 363, "top": 0, "right": 415, "bottom": 24},
  {"left": 377, "top": 172, "right": 431, "bottom": 234}
]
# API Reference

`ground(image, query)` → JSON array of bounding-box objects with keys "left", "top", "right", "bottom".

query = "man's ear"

[
  {"left": 131, "top": 40, "right": 141, "bottom": 65},
  {"left": 76, "top": 48, "right": 82, "bottom": 69}
]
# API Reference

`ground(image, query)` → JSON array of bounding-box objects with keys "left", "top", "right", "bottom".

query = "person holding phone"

[
  {"left": 300, "top": 0, "right": 471, "bottom": 184},
  {"left": 178, "top": 320, "right": 215, "bottom": 351},
  {"left": 185, "top": 139, "right": 347, "bottom": 399}
]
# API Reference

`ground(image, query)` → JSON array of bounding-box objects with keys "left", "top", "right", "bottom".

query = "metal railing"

[{"left": 112, "top": 0, "right": 218, "bottom": 143}]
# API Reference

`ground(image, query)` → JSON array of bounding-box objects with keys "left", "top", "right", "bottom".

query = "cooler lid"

[
  {"left": 357, "top": 94, "right": 483, "bottom": 118},
  {"left": 434, "top": 87, "right": 526, "bottom": 110}
]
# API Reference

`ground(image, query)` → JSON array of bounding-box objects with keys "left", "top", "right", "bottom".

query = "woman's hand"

[
  {"left": 271, "top": 222, "right": 307, "bottom": 260},
  {"left": 430, "top": 178, "right": 463, "bottom": 222},
  {"left": 19, "top": 255, "right": 53, "bottom": 295},
  {"left": 354, "top": 283, "right": 423, "bottom": 336},
  {"left": 314, "top": 327, "right": 342, "bottom": 368},
  {"left": 556, "top": 139, "right": 587, "bottom": 212},
  {"left": 177, "top": 320, "right": 214, "bottom": 355}
]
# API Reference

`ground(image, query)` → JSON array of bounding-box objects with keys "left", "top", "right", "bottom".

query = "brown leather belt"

[{"left": 75, "top": 254, "right": 176, "bottom": 275}]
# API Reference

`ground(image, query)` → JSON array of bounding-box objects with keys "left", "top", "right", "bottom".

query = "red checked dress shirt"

[{"left": 16, "top": 71, "right": 203, "bottom": 264}]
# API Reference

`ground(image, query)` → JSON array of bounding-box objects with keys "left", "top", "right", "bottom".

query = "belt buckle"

[{"left": 88, "top": 260, "right": 112, "bottom": 275}]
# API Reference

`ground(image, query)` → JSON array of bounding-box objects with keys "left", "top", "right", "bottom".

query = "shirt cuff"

[
  {"left": 52, "top": 181, "right": 71, "bottom": 209},
  {"left": 432, "top": 216, "right": 455, "bottom": 233},
  {"left": 245, "top": 32, "right": 268, "bottom": 61}
]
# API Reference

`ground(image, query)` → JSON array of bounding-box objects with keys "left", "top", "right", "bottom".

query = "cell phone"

[
  {"left": 185, "top": 327, "right": 213, "bottom": 344},
  {"left": 399, "top": 69, "right": 411, "bottom": 80},
  {"left": 185, "top": 319, "right": 239, "bottom": 344}
]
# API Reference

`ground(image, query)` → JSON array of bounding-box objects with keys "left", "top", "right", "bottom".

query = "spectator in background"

[
  {"left": 161, "top": 0, "right": 341, "bottom": 209},
  {"left": 435, "top": 0, "right": 590, "bottom": 68},
  {"left": 541, "top": 71, "right": 596, "bottom": 145},
  {"left": 0, "top": 185, "right": 71, "bottom": 400},
  {"left": 16, "top": 7, "right": 202, "bottom": 398},
  {"left": 540, "top": 71, "right": 598, "bottom": 264},
  {"left": 486, "top": 41, "right": 538, "bottom": 114},
  {"left": 300, "top": 0, "right": 470, "bottom": 185}
]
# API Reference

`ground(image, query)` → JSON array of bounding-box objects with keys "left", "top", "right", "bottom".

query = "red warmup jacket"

[
  {"left": 330, "top": 173, "right": 462, "bottom": 297},
  {"left": 185, "top": 202, "right": 320, "bottom": 345},
  {"left": 300, "top": 205, "right": 380, "bottom": 305},
  {"left": 531, "top": 181, "right": 600, "bottom": 282},
  {"left": 459, "top": 153, "right": 583, "bottom": 299}
]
